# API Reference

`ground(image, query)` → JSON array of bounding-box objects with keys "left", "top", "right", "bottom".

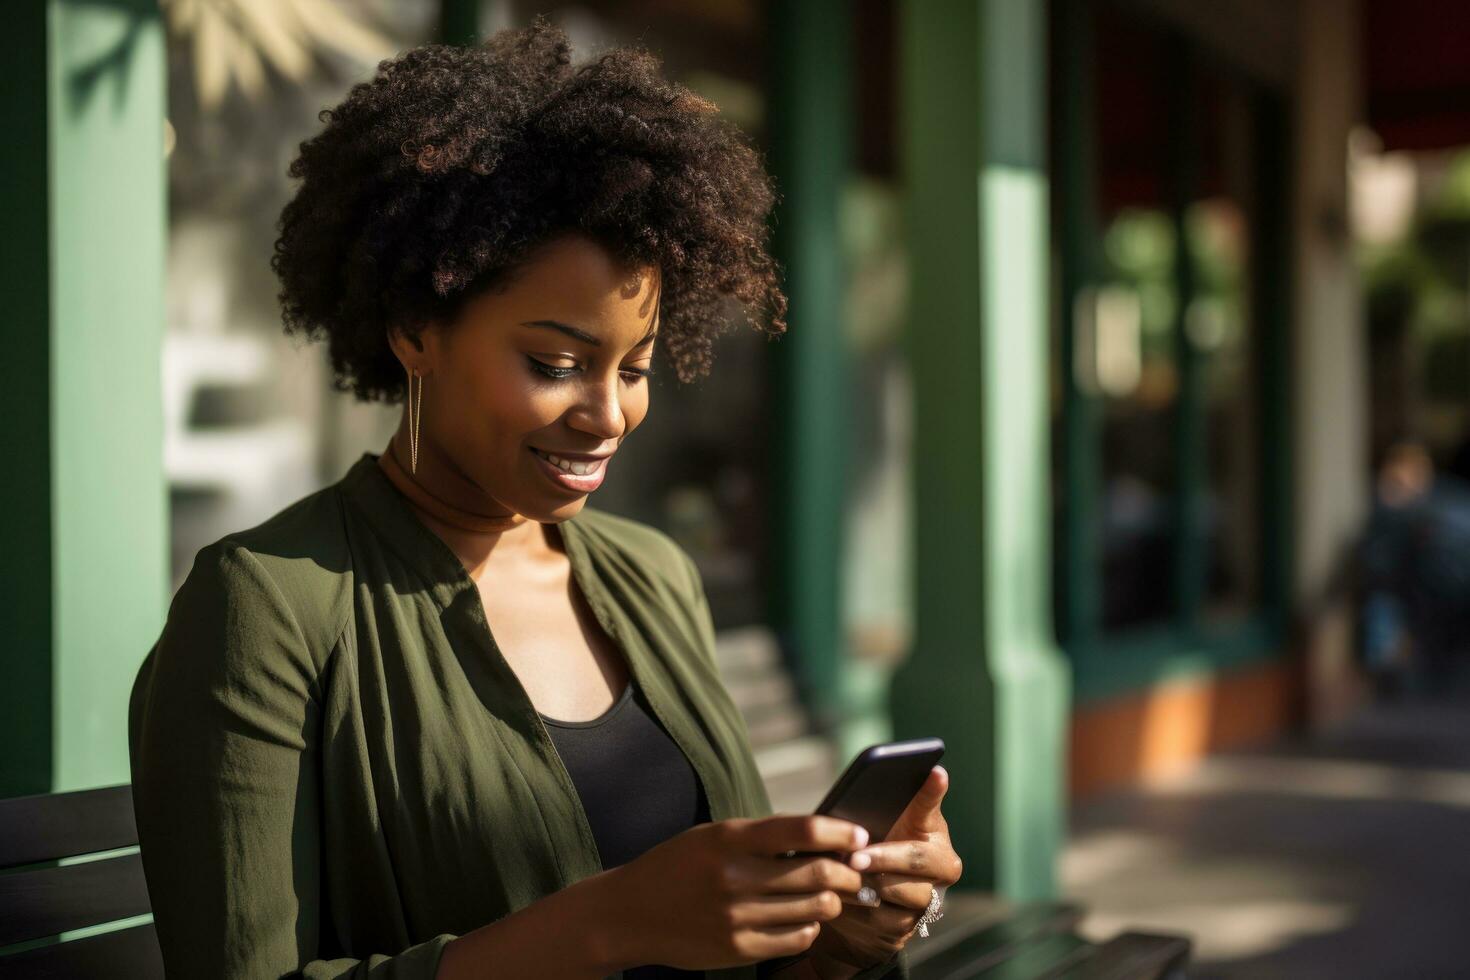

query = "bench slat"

[
  {"left": 0, "top": 785, "right": 137, "bottom": 869},
  {"left": 0, "top": 853, "right": 152, "bottom": 946},
  {"left": 910, "top": 902, "right": 1084, "bottom": 980},
  {"left": 976, "top": 931, "right": 1094, "bottom": 978},
  {"left": 0, "top": 922, "right": 164, "bottom": 979},
  {"left": 1050, "top": 931, "right": 1193, "bottom": 980}
]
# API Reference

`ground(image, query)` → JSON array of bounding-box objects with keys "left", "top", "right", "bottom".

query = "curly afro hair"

[{"left": 271, "top": 15, "right": 788, "bottom": 403}]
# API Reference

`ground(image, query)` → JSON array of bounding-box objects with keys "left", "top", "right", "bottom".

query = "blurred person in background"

[
  {"left": 1359, "top": 440, "right": 1470, "bottom": 697},
  {"left": 126, "top": 17, "right": 957, "bottom": 980}
]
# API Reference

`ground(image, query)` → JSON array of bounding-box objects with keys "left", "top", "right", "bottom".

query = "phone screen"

[
  {"left": 783, "top": 737, "right": 946, "bottom": 859},
  {"left": 815, "top": 738, "right": 945, "bottom": 844}
]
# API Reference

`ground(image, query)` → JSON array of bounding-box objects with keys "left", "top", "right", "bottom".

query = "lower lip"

[{"left": 529, "top": 448, "right": 609, "bottom": 493}]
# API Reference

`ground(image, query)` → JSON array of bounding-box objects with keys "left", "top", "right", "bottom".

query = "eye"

[
  {"left": 528, "top": 356, "right": 654, "bottom": 384},
  {"left": 527, "top": 357, "right": 577, "bottom": 380}
]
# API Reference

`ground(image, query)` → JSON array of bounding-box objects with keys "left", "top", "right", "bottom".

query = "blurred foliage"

[
  {"left": 1362, "top": 149, "right": 1470, "bottom": 345},
  {"left": 1429, "top": 152, "right": 1470, "bottom": 221},
  {"left": 1185, "top": 200, "right": 1246, "bottom": 361},
  {"left": 1103, "top": 208, "right": 1176, "bottom": 357},
  {"left": 1361, "top": 147, "right": 1470, "bottom": 405},
  {"left": 161, "top": 0, "right": 396, "bottom": 110}
]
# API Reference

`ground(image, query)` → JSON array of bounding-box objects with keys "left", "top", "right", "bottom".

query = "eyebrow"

[{"left": 520, "top": 319, "right": 657, "bottom": 350}]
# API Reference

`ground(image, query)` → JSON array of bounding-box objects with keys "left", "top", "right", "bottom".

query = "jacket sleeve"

[{"left": 128, "top": 541, "right": 456, "bottom": 979}]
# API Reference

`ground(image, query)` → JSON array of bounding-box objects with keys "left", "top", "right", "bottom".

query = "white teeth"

[{"left": 537, "top": 450, "right": 599, "bottom": 477}]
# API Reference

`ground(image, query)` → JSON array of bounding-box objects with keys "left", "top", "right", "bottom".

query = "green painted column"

[
  {"left": 0, "top": 0, "right": 168, "bottom": 798},
  {"left": 1055, "top": 0, "right": 1104, "bottom": 649},
  {"left": 890, "top": 0, "right": 1070, "bottom": 899},
  {"left": 765, "top": 0, "right": 854, "bottom": 735},
  {"left": 439, "top": 0, "right": 479, "bottom": 47}
]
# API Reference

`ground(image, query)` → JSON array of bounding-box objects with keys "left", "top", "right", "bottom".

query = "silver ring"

[{"left": 916, "top": 884, "right": 945, "bottom": 938}]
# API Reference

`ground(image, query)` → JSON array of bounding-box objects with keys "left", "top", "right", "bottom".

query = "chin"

[{"left": 524, "top": 495, "right": 592, "bottom": 524}]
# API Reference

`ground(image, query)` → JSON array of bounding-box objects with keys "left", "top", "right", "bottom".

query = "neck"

[{"left": 377, "top": 437, "right": 531, "bottom": 535}]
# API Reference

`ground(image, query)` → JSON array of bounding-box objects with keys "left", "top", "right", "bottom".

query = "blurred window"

[
  {"left": 1193, "top": 72, "right": 1263, "bottom": 624},
  {"left": 1050, "top": 0, "right": 1281, "bottom": 647},
  {"left": 1092, "top": 5, "right": 1179, "bottom": 633}
]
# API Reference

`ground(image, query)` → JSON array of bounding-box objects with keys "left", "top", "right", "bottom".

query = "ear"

[{"left": 386, "top": 323, "right": 434, "bottom": 376}]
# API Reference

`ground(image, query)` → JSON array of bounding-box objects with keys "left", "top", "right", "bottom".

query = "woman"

[{"left": 128, "top": 19, "right": 961, "bottom": 980}]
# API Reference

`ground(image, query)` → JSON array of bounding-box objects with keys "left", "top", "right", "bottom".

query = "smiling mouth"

[{"left": 529, "top": 447, "right": 608, "bottom": 477}]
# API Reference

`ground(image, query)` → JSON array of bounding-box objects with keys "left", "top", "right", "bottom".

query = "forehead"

[{"left": 490, "top": 234, "right": 659, "bottom": 326}]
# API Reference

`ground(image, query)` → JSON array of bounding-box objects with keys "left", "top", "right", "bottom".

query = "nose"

[{"left": 566, "top": 371, "right": 626, "bottom": 441}]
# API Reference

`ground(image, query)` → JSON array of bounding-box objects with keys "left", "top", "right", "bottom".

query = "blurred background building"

[{"left": 5, "top": 0, "right": 1470, "bottom": 972}]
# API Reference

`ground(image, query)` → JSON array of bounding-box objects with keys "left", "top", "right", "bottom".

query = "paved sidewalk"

[{"left": 1061, "top": 690, "right": 1470, "bottom": 979}]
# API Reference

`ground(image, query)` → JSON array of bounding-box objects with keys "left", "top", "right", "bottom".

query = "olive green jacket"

[{"left": 128, "top": 452, "right": 908, "bottom": 980}]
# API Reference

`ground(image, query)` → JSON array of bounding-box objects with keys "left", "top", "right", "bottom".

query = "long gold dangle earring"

[{"left": 407, "top": 367, "right": 423, "bottom": 475}]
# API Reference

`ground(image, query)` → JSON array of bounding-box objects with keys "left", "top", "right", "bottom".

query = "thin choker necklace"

[{"left": 376, "top": 443, "right": 530, "bottom": 534}]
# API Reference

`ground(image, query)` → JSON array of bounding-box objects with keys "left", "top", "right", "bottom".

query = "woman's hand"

[
  {"left": 600, "top": 814, "right": 873, "bottom": 972},
  {"left": 806, "top": 766, "right": 964, "bottom": 977}
]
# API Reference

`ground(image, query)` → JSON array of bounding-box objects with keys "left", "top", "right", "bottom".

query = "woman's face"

[{"left": 406, "top": 233, "right": 659, "bottom": 524}]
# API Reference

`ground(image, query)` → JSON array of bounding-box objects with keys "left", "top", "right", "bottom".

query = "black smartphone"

[{"left": 784, "top": 737, "right": 946, "bottom": 859}]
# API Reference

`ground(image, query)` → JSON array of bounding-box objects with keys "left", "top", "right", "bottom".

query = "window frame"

[{"left": 1053, "top": 3, "right": 1294, "bottom": 703}]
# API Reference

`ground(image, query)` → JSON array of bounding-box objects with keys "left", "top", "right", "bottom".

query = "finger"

[
  {"left": 854, "top": 838, "right": 963, "bottom": 886},
  {"left": 824, "top": 899, "right": 922, "bottom": 939},
  {"left": 738, "top": 921, "right": 823, "bottom": 960},
  {"left": 729, "top": 890, "right": 846, "bottom": 928},
  {"left": 733, "top": 814, "right": 870, "bottom": 856},
  {"left": 742, "top": 854, "right": 865, "bottom": 896},
  {"left": 847, "top": 839, "right": 947, "bottom": 878},
  {"left": 888, "top": 766, "right": 949, "bottom": 838},
  {"left": 861, "top": 872, "right": 936, "bottom": 911}
]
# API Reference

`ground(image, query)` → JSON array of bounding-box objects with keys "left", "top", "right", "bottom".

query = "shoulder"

[
  {"left": 181, "top": 481, "right": 354, "bottom": 659},
  {"left": 566, "top": 505, "right": 700, "bottom": 598}
]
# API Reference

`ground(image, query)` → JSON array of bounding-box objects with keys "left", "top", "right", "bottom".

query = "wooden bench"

[
  {"left": 714, "top": 625, "right": 843, "bottom": 813},
  {"left": 0, "top": 786, "right": 1190, "bottom": 979},
  {"left": 907, "top": 891, "right": 1191, "bottom": 980},
  {"left": 0, "top": 783, "right": 164, "bottom": 978},
  {"left": 0, "top": 787, "right": 1187, "bottom": 975}
]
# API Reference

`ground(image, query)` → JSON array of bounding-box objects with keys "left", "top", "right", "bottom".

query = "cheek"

[
  {"left": 476, "top": 372, "right": 566, "bottom": 438},
  {"left": 623, "top": 384, "right": 652, "bottom": 432}
]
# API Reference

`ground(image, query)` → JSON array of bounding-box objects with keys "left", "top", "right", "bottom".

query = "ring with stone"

[{"left": 916, "top": 884, "right": 945, "bottom": 938}]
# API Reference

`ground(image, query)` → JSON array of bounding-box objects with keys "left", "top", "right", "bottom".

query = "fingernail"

[
  {"left": 857, "top": 886, "right": 879, "bottom": 906},
  {"left": 850, "top": 851, "right": 872, "bottom": 870},
  {"left": 853, "top": 826, "right": 869, "bottom": 849}
]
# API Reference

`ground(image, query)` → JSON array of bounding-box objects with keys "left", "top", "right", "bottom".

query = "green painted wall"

[
  {"left": 890, "top": 0, "right": 1070, "bottom": 899},
  {"left": 0, "top": 0, "right": 168, "bottom": 797}
]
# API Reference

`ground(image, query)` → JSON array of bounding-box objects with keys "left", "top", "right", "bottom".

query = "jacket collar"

[{"left": 336, "top": 450, "right": 595, "bottom": 610}]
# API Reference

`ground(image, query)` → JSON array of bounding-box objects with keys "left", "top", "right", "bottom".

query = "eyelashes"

[{"left": 526, "top": 357, "right": 653, "bottom": 384}]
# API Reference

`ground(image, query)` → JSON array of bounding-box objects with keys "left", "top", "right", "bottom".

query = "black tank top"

[{"left": 540, "top": 677, "right": 712, "bottom": 978}]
